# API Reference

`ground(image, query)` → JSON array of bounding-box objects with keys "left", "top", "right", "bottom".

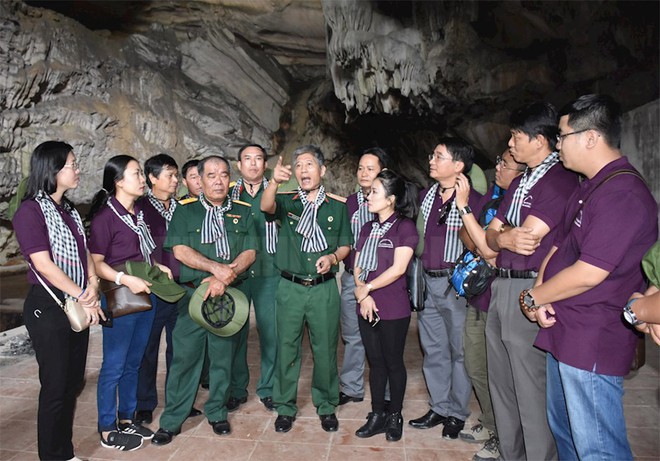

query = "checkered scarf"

[
  {"left": 147, "top": 189, "right": 177, "bottom": 230},
  {"left": 356, "top": 218, "right": 395, "bottom": 282},
  {"left": 199, "top": 193, "right": 232, "bottom": 259},
  {"left": 231, "top": 178, "right": 278, "bottom": 254},
  {"left": 107, "top": 199, "right": 156, "bottom": 263},
  {"left": 420, "top": 183, "right": 463, "bottom": 263},
  {"left": 295, "top": 185, "right": 328, "bottom": 252},
  {"left": 35, "top": 191, "right": 86, "bottom": 290},
  {"left": 506, "top": 152, "right": 560, "bottom": 227},
  {"left": 350, "top": 190, "right": 374, "bottom": 249}
]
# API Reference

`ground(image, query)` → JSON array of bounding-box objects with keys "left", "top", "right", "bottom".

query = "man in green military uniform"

[
  {"left": 261, "top": 145, "right": 352, "bottom": 433},
  {"left": 151, "top": 155, "right": 257, "bottom": 446},
  {"left": 227, "top": 144, "right": 280, "bottom": 412}
]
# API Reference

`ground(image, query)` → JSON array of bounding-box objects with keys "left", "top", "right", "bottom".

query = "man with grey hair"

[{"left": 261, "top": 145, "right": 352, "bottom": 433}]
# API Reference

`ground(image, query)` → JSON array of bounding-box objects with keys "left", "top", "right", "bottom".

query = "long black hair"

[
  {"left": 376, "top": 169, "right": 419, "bottom": 220},
  {"left": 23, "top": 141, "right": 74, "bottom": 207},
  {"left": 87, "top": 155, "right": 136, "bottom": 222}
]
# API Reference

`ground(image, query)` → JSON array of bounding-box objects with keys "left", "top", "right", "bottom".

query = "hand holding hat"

[{"left": 201, "top": 275, "right": 227, "bottom": 300}]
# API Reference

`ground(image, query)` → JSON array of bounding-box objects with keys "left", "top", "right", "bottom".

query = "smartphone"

[
  {"left": 98, "top": 309, "right": 113, "bottom": 328},
  {"left": 369, "top": 311, "right": 380, "bottom": 328}
]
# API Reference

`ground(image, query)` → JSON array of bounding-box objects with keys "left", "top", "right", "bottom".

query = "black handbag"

[{"left": 407, "top": 256, "right": 426, "bottom": 311}]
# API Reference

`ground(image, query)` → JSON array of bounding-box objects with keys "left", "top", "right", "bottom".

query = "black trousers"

[
  {"left": 358, "top": 315, "right": 410, "bottom": 413},
  {"left": 23, "top": 285, "right": 89, "bottom": 461}
]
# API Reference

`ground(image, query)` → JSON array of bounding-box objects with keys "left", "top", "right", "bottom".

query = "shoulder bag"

[{"left": 100, "top": 264, "right": 152, "bottom": 317}]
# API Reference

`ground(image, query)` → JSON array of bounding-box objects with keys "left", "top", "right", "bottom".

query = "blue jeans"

[
  {"left": 97, "top": 303, "right": 155, "bottom": 432},
  {"left": 546, "top": 353, "right": 632, "bottom": 461}
]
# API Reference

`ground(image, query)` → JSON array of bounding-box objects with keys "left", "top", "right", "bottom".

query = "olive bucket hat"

[
  {"left": 125, "top": 261, "right": 186, "bottom": 303},
  {"left": 188, "top": 282, "right": 249, "bottom": 337}
]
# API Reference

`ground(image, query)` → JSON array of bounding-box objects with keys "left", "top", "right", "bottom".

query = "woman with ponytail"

[
  {"left": 352, "top": 170, "right": 419, "bottom": 442},
  {"left": 88, "top": 155, "right": 170, "bottom": 451},
  {"left": 13, "top": 141, "right": 105, "bottom": 460}
]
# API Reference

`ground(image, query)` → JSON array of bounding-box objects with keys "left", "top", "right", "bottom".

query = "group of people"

[{"left": 12, "top": 93, "right": 658, "bottom": 461}]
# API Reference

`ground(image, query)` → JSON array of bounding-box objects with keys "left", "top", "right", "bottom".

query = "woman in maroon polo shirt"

[
  {"left": 87, "top": 155, "right": 170, "bottom": 451},
  {"left": 353, "top": 169, "right": 419, "bottom": 442},
  {"left": 13, "top": 141, "right": 104, "bottom": 461}
]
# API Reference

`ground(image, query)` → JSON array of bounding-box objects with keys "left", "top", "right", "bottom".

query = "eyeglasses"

[
  {"left": 556, "top": 129, "right": 589, "bottom": 143},
  {"left": 63, "top": 161, "right": 80, "bottom": 170},
  {"left": 437, "top": 201, "right": 452, "bottom": 226},
  {"left": 495, "top": 155, "right": 526, "bottom": 172},
  {"left": 428, "top": 153, "right": 453, "bottom": 162}
]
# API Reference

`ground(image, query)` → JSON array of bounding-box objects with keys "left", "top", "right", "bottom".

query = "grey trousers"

[
  {"left": 339, "top": 270, "right": 365, "bottom": 398},
  {"left": 464, "top": 304, "right": 496, "bottom": 433},
  {"left": 417, "top": 274, "right": 471, "bottom": 420},
  {"left": 486, "top": 278, "right": 557, "bottom": 461}
]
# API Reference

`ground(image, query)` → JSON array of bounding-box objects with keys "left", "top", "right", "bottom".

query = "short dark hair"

[
  {"left": 510, "top": 102, "right": 559, "bottom": 151},
  {"left": 181, "top": 159, "right": 200, "bottom": 178},
  {"left": 292, "top": 144, "right": 324, "bottom": 167},
  {"left": 361, "top": 147, "right": 390, "bottom": 169},
  {"left": 144, "top": 153, "right": 178, "bottom": 188},
  {"left": 376, "top": 169, "right": 419, "bottom": 220},
  {"left": 87, "top": 155, "right": 137, "bottom": 222},
  {"left": 237, "top": 144, "right": 267, "bottom": 162},
  {"left": 437, "top": 136, "right": 475, "bottom": 174},
  {"left": 198, "top": 155, "right": 230, "bottom": 176},
  {"left": 559, "top": 94, "right": 622, "bottom": 148},
  {"left": 24, "top": 141, "right": 74, "bottom": 201}
]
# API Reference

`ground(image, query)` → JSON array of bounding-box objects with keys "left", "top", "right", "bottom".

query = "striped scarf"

[
  {"left": 35, "top": 191, "right": 86, "bottom": 292},
  {"left": 231, "top": 178, "right": 278, "bottom": 254},
  {"left": 356, "top": 218, "right": 395, "bottom": 282},
  {"left": 295, "top": 185, "right": 328, "bottom": 252},
  {"left": 420, "top": 183, "right": 463, "bottom": 263},
  {"left": 199, "top": 193, "right": 232, "bottom": 259},
  {"left": 147, "top": 189, "right": 177, "bottom": 230},
  {"left": 350, "top": 189, "right": 374, "bottom": 249},
  {"left": 107, "top": 199, "right": 156, "bottom": 263},
  {"left": 506, "top": 152, "right": 560, "bottom": 227}
]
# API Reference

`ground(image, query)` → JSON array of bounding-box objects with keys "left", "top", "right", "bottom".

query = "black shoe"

[
  {"left": 442, "top": 416, "right": 465, "bottom": 439},
  {"left": 385, "top": 412, "right": 404, "bottom": 442},
  {"left": 188, "top": 407, "right": 202, "bottom": 419},
  {"left": 209, "top": 420, "right": 231, "bottom": 435},
  {"left": 320, "top": 413, "right": 339, "bottom": 432},
  {"left": 151, "top": 428, "right": 179, "bottom": 446},
  {"left": 226, "top": 396, "right": 248, "bottom": 412},
  {"left": 260, "top": 396, "right": 276, "bottom": 411},
  {"left": 355, "top": 411, "right": 387, "bottom": 438},
  {"left": 117, "top": 421, "right": 154, "bottom": 440},
  {"left": 338, "top": 391, "right": 363, "bottom": 405},
  {"left": 274, "top": 415, "right": 295, "bottom": 433},
  {"left": 134, "top": 410, "right": 153, "bottom": 425},
  {"left": 408, "top": 410, "right": 447, "bottom": 429}
]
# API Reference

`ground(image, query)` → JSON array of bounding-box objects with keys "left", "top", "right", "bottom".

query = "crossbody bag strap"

[{"left": 28, "top": 263, "right": 66, "bottom": 308}]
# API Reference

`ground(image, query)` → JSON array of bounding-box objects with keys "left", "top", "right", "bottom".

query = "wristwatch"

[
  {"left": 519, "top": 289, "right": 539, "bottom": 312},
  {"left": 458, "top": 205, "right": 472, "bottom": 217},
  {"left": 366, "top": 283, "right": 374, "bottom": 292},
  {"left": 623, "top": 298, "right": 643, "bottom": 326}
]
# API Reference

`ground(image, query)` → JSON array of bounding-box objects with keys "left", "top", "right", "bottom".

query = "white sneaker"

[
  {"left": 473, "top": 434, "right": 502, "bottom": 461},
  {"left": 459, "top": 423, "right": 493, "bottom": 443}
]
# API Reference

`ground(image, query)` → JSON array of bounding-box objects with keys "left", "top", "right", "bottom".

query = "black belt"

[
  {"left": 345, "top": 268, "right": 354, "bottom": 275},
  {"left": 495, "top": 268, "right": 538, "bottom": 279},
  {"left": 424, "top": 268, "right": 453, "bottom": 278},
  {"left": 281, "top": 271, "right": 335, "bottom": 287}
]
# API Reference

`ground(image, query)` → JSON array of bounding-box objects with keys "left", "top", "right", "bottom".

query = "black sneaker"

[
  {"left": 100, "top": 431, "right": 143, "bottom": 451},
  {"left": 442, "top": 416, "right": 465, "bottom": 439},
  {"left": 118, "top": 421, "right": 154, "bottom": 440}
]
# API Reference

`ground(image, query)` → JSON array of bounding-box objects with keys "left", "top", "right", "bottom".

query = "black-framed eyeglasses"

[
  {"left": 495, "top": 155, "right": 526, "bottom": 172},
  {"left": 437, "top": 201, "right": 452, "bottom": 226},
  {"left": 556, "top": 129, "right": 589, "bottom": 143}
]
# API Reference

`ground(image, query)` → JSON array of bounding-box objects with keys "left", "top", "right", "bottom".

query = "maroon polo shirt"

[{"left": 137, "top": 196, "right": 180, "bottom": 279}]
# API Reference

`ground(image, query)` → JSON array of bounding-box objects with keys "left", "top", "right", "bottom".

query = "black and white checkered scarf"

[
  {"left": 35, "top": 191, "right": 86, "bottom": 291},
  {"left": 295, "top": 185, "right": 328, "bottom": 252},
  {"left": 506, "top": 151, "right": 560, "bottom": 227},
  {"left": 107, "top": 199, "right": 156, "bottom": 263},
  {"left": 350, "top": 189, "right": 374, "bottom": 249},
  {"left": 147, "top": 189, "right": 177, "bottom": 230},
  {"left": 356, "top": 218, "right": 396, "bottom": 282},
  {"left": 231, "top": 178, "right": 278, "bottom": 254},
  {"left": 420, "top": 183, "right": 463, "bottom": 263},
  {"left": 199, "top": 193, "right": 232, "bottom": 259}
]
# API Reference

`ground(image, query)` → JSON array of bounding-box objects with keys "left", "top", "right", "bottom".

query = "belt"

[
  {"left": 495, "top": 268, "right": 539, "bottom": 279},
  {"left": 424, "top": 268, "right": 453, "bottom": 278},
  {"left": 281, "top": 271, "right": 335, "bottom": 287},
  {"left": 345, "top": 268, "right": 354, "bottom": 275}
]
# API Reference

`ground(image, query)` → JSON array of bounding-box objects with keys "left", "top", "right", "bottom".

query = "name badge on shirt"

[
  {"left": 378, "top": 239, "right": 394, "bottom": 249},
  {"left": 287, "top": 212, "right": 300, "bottom": 221}
]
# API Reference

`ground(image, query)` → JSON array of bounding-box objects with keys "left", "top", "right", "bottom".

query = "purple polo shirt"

[
  {"left": 495, "top": 163, "right": 578, "bottom": 271},
  {"left": 13, "top": 199, "right": 89, "bottom": 286},
  {"left": 89, "top": 197, "right": 147, "bottom": 267},
  {"left": 535, "top": 157, "right": 658, "bottom": 376},
  {"left": 356, "top": 214, "right": 419, "bottom": 320},
  {"left": 345, "top": 192, "right": 367, "bottom": 270},
  {"left": 420, "top": 187, "right": 481, "bottom": 270},
  {"left": 137, "top": 196, "right": 180, "bottom": 279}
]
